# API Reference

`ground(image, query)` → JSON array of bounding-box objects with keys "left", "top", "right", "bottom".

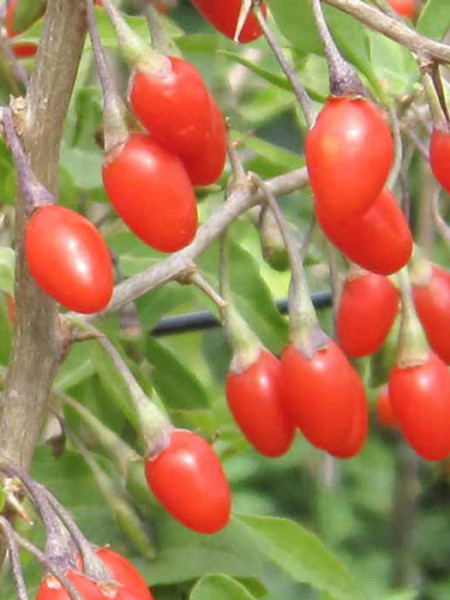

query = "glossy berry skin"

[
  {"left": 389, "top": 354, "right": 450, "bottom": 461},
  {"left": 36, "top": 547, "right": 154, "bottom": 600},
  {"left": 129, "top": 57, "right": 213, "bottom": 158},
  {"left": 376, "top": 388, "right": 397, "bottom": 428},
  {"left": 182, "top": 96, "right": 227, "bottom": 186},
  {"left": 306, "top": 97, "right": 394, "bottom": 223},
  {"left": 102, "top": 133, "right": 197, "bottom": 253},
  {"left": 226, "top": 349, "right": 295, "bottom": 457},
  {"left": 388, "top": 0, "right": 416, "bottom": 19},
  {"left": 327, "top": 390, "right": 368, "bottom": 459},
  {"left": 190, "top": 0, "right": 266, "bottom": 43},
  {"left": 413, "top": 265, "right": 450, "bottom": 364},
  {"left": 282, "top": 340, "right": 367, "bottom": 451},
  {"left": 145, "top": 429, "right": 231, "bottom": 534},
  {"left": 430, "top": 128, "right": 450, "bottom": 194},
  {"left": 6, "top": 0, "right": 38, "bottom": 58},
  {"left": 25, "top": 206, "right": 113, "bottom": 313},
  {"left": 318, "top": 188, "right": 412, "bottom": 275},
  {"left": 337, "top": 272, "right": 399, "bottom": 357},
  {"left": 96, "top": 547, "right": 154, "bottom": 600}
]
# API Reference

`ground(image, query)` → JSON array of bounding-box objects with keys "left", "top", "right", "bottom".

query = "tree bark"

[{"left": 0, "top": 0, "right": 86, "bottom": 469}]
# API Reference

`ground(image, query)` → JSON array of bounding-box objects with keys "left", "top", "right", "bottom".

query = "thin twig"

[
  {"left": 0, "top": 518, "right": 29, "bottom": 600},
  {"left": 253, "top": 2, "right": 314, "bottom": 127}
]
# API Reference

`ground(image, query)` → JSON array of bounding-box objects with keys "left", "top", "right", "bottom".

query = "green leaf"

[
  {"left": 369, "top": 32, "right": 419, "bottom": 95},
  {"left": 417, "top": 0, "right": 450, "bottom": 40},
  {"left": 237, "top": 515, "right": 360, "bottom": 600},
  {"left": 146, "top": 337, "right": 210, "bottom": 410},
  {"left": 0, "top": 248, "right": 15, "bottom": 295},
  {"left": 190, "top": 574, "right": 258, "bottom": 600},
  {"left": 54, "top": 342, "right": 98, "bottom": 392}
]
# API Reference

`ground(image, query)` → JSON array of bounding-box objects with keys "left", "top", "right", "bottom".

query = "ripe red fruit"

[
  {"left": 226, "top": 349, "right": 295, "bottom": 457},
  {"left": 102, "top": 133, "right": 197, "bottom": 252},
  {"left": 190, "top": 0, "right": 266, "bottom": 43},
  {"left": 5, "top": 0, "right": 38, "bottom": 58},
  {"left": 282, "top": 340, "right": 367, "bottom": 451},
  {"left": 25, "top": 206, "right": 113, "bottom": 313},
  {"left": 429, "top": 128, "right": 450, "bottom": 194},
  {"left": 376, "top": 388, "right": 397, "bottom": 428},
  {"left": 306, "top": 97, "right": 394, "bottom": 222},
  {"left": 388, "top": 0, "right": 416, "bottom": 19},
  {"left": 145, "top": 429, "right": 231, "bottom": 534},
  {"left": 337, "top": 272, "right": 399, "bottom": 357},
  {"left": 182, "top": 96, "right": 227, "bottom": 186},
  {"left": 389, "top": 353, "right": 450, "bottom": 461},
  {"left": 327, "top": 390, "right": 368, "bottom": 458},
  {"left": 36, "top": 547, "right": 154, "bottom": 599},
  {"left": 318, "top": 188, "right": 412, "bottom": 275},
  {"left": 412, "top": 265, "right": 450, "bottom": 364},
  {"left": 129, "top": 56, "right": 213, "bottom": 158},
  {"left": 96, "top": 547, "right": 154, "bottom": 599}
]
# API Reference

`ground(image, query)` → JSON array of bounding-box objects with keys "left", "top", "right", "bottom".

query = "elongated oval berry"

[
  {"left": 145, "top": 430, "right": 231, "bottom": 534},
  {"left": 389, "top": 353, "right": 450, "bottom": 461},
  {"left": 282, "top": 340, "right": 366, "bottom": 451},
  {"left": 36, "top": 547, "right": 154, "bottom": 600},
  {"left": 430, "top": 127, "right": 450, "bottom": 194},
  {"left": 226, "top": 349, "right": 295, "bottom": 457},
  {"left": 25, "top": 206, "right": 113, "bottom": 313},
  {"left": 102, "top": 133, "right": 197, "bottom": 253},
  {"left": 327, "top": 390, "right": 368, "bottom": 459},
  {"left": 182, "top": 96, "right": 227, "bottom": 186},
  {"left": 337, "top": 272, "right": 399, "bottom": 357},
  {"left": 412, "top": 264, "right": 450, "bottom": 364},
  {"left": 129, "top": 56, "right": 213, "bottom": 158},
  {"left": 306, "top": 97, "right": 394, "bottom": 222},
  {"left": 318, "top": 188, "right": 412, "bottom": 275},
  {"left": 190, "top": 0, "right": 266, "bottom": 43},
  {"left": 376, "top": 388, "right": 397, "bottom": 428}
]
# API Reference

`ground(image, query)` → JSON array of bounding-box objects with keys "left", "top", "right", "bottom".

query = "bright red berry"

[
  {"left": 318, "top": 188, "right": 412, "bottom": 275},
  {"left": 327, "top": 390, "right": 368, "bottom": 459},
  {"left": 306, "top": 97, "right": 394, "bottom": 223},
  {"left": 430, "top": 127, "right": 450, "bottom": 194},
  {"left": 376, "top": 388, "right": 397, "bottom": 428},
  {"left": 389, "top": 353, "right": 450, "bottom": 461},
  {"left": 282, "top": 340, "right": 367, "bottom": 451},
  {"left": 182, "top": 96, "right": 227, "bottom": 186},
  {"left": 190, "top": 0, "right": 266, "bottom": 43},
  {"left": 145, "top": 429, "right": 231, "bottom": 534},
  {"left": 102, "top": 133, "right": 197, "bottom": 253},
  {"left": 337, "top": 272, "right": 399, "bottom": 357},
  {"left": 36, "top": 547, "right": 154, "bottom": 600},
  {"left": 226, "top": 349, "right": 295, "bottom": 457},
  {"left": 96, "top": 547, "right": 154, "bottom": 600},
  {"left": 388, "top": 0, "right": 416, "bottom": 19},
  {"left": 25, "top": 206, "right": 113, "bottom": 314},
  {"left": 412, "top": 264, "right": 450, "bottom": 364},
  {"left": 129, "top": 56, "right": 214, "bottom": 158}
]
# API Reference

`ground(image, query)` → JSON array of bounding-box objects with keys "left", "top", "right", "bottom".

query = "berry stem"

[
  {"left": 396, "top": 268, "right": 429, "bottom": 367},
  {"left": 142, "top": 1, "right": 181, "bottom": 57},
  {"left": 85, "top": 0, "right": 129, "bottom": 154},
  {"left": 177, "top": 266, "right": 228, "bottom": 320},
  {"left": 252, "top": 1, "right": 315, "bottom": 128},
  {"left": 249, "top": 172, "right": 328, "bottom": 358},
  {"left": 310, "top": 0, "right": 365, "bottom": 97},
  {"left": 2, "top": 108, "right": 55, "bottom": 215},
  {"left": 61, "top": 393, "right": 139, "bottom": 479},
  {"left": 420, "top": 62, "right": 449, "bottom": 129},
  {"left": 101, "top": 0, "right": 171, "bottom": 75},
  {"left": 0, "top": 517, "right": 29, "bottom": 600}
]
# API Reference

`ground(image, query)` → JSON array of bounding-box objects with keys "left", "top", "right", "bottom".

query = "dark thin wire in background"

[{"left": 150, "top": 290, "right": 332, "bottom": 337}]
